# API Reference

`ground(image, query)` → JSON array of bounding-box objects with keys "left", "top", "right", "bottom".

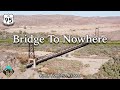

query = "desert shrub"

[
  {"left": 65, "top": 54, "right": 69, "bottom": 57},
  {"left": 24, "top": 26, "right": 27, "bottom": 29},
  {"left": 45, "top": 48, "right": 52, "bottom": 52},
  {"left": 73, "top": 44, "right": 120, "bottom": 57},
  {"left": 51, "top": 30, "right": 56, "bottom": 32},
  {"left": 98, "top": 55, "right": 120, "bottom": 79},
  {"left": 19, "top": 30, "right": 22, "bottom": 34},
  {"left": 84, "top": 73, "right": 107, "bottom": 79},
  {"left": 19, "top": 64, "right": 26, "bottom": 72},
  {"left": 70, "top": 29, "right": 76, "bottom": 31},
  {"left": 23, "top": 31, "right": 27, "bottom": 35},
  {"left": 84, "top": 64, "right": 90, "bottom": 67},
  {"left": 16, "top": 54, "right": 28, "bottom": 64},
  {"left": 84, "top": 55, "right": 120, "bottom": 79},
  {"left": 0, "top": 31, "right": 3, "bottom": 35},
  {"left": 39, "top": 67, "right": 56, "bottom": 75},
  {"left": 0, "top": 65, "right": 2, "bottom": 72}
]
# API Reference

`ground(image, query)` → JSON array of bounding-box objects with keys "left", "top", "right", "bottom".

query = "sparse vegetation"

[
  {"left": 73, "top": 43, "right": 120, "bottom": 58},
  {"left": 65, "top": 54, "right": 69, "bottom": 57},
  {"left": 84, "top": 64, "right": 90, "bottom": 67},
  {"left": 19, "top": 64, "right": 26, "bottom": 72},
  {"left": 19, "top": 30, "right": 23, "bottom": 34},
  {"left": 23, "top": 31, "right": 27, "bottom": 35},
  {"left": 98, "top": 55, "right": 120, "bottom": 79},
  {"left": 70, "top": 29, "right": 76, "bottom": 31},
  {"left": 51, "top": 30, "right": 56, "bottom": 32},
  {"left": 0, "top": 31, "right": 119, "bottom": 57},
  {"left": 16, "top": 54, "right": 28, "bottom": 64},
  {"left": 38, "top": 59, "right": 83, "bottom": 75},
  {"left": 84, "top": 55, "right": 120, "bottom": 79},
  {"left": 0, "top": 15, "right": 120, "bottom": 79},
  {"left": 24, "top": 26, "right": 27, "bottom": 29}
]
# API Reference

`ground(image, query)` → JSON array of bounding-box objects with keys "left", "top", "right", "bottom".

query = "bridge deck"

[{"left": 26, "top": 42, "right": 90, "bottom": 68}]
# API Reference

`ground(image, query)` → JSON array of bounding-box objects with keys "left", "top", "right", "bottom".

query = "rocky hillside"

[{"left": 0, "top": 15, "right": 120, "bottom": 27}]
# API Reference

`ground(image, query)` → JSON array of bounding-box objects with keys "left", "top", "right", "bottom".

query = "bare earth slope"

[
  {"left": 0, "top": 15, "right": 120, "bottom": 27},
  {"left": 0, "top": 15, "right": 120, "bottom": 40}
]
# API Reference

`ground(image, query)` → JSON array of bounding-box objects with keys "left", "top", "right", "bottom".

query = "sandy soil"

[
  {"left": 3, "top": 24, "right": 120, "bottom": 35},
  {"left": 26, "top": 51, "right": 110, "bottom": 75},
  {"left": 57, "top": 57, "right": 109, "bottom": 75},
  {"left": 0, "top": 15, "right": 119, "bottom": 79},
  {"left": 0, "top": 50, "right": 110, "bottom": 79}
]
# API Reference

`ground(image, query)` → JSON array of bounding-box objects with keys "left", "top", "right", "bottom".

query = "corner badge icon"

[
  {"left": 3, "top": 14, "right": 14, "bottom": 26},
  {"left": 3, "top": 65, "right": 14, "bottom": 77}
]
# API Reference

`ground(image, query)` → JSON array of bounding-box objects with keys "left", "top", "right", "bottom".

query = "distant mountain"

[{"left": 0, "top": 15, "right": 120, "bottom": 27}]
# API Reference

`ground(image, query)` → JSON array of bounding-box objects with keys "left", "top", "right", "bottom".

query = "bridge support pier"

[
  {"left": 28, "top": 58, "right": 36, "bottom": 69},
  {"left": 33, "top": 59, "right": 36, "bottom": 68}
]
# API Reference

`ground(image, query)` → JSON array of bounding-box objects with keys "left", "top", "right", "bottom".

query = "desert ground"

[{"left": 0, "top": 15, "right": 120, "bottom": 79}]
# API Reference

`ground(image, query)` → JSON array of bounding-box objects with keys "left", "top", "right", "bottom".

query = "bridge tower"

[
  {"left": 95, "top": 27, "right": 99, "bottom": 37},
  {"left": 28, "top": 43, "right": 36, "bottom": 68},
  {"left": 28, "top": 43, "right": 35, "bottom": 59}
]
